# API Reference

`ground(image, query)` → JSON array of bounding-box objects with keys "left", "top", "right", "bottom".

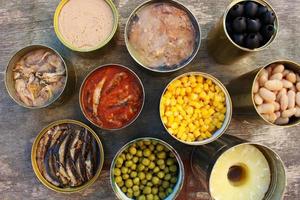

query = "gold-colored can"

[
  {"left": 227, "top": 60, "right": 300, "bottom": 127},
  {"left": 208, "top": 0, "right": 279, "bottom": 64},
  {"left": 31, "top": 119, "right": 104, "bottom": 193}
]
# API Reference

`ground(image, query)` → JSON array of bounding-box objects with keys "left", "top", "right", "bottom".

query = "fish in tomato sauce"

[{"left": 81, "top": 65, "right": 144, "bottom": 129}]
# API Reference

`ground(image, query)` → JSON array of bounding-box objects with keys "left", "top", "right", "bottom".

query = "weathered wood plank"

[{"left": 0, "top": 0, "right": 299, "bottom": 199}]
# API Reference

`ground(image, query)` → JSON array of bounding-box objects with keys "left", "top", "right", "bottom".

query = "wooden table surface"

[{"left": 0, "top": 0, "right": 299, "bottom": 199}]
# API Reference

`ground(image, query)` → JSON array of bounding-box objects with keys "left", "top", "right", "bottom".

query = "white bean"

[
  {"left": 280, "top": 94, "right": 289, "bottom": 111},
  {"left": 259, "top": 69, "right": 268, "bottom": 86},
  {"left": 296, "top": 92, "right": 300, "bottom": 107},
  {"left": 272, "top": 64, "right": 285, "bottom": 74},
  {"left": 282, "top": 79, "right": 293, "bottom": 88},
  {"left": 268, "top": 113, "right": 278, "bottom": 123},
  {"left": 275, "top": 111, "right": 281, "bottom": 118},
  {"left": 287, "top": 90, "right": 296, "bottom": 109},
  {"left": 272, "top": 101, "right": 280, "bottom": 111},
  {"left": 264, "top": 80, "right": 283, "bottom": 91},
  {"left": 257, "top": 103, "right": 275, "bottom": 114},
  {"left": 275, "top": 117, "right": 289, "bottom": 125},
  {"left": 282, "top": 69, "right": 290, "bottom": 77},
  {"left": 266, "top": 66, "right": 273, "bottom": 76},
  {"left": 286, "top": 72, "right": 297, "bottom": 83},
  {"left": 259, "top": 88, "right": 276, "bottom": 102},
  {"left": 276, "top": 88, "right": 287, "bottom": 101},
  {"left": 282, "top": 108, "right": 297, "bottom": 118},
  {"left": 270, "top": 73, "right": 283, "bottom": 80},
  {"left": 253, "top": 80, "right": 259, "bottom": 93},
  {"left": 296, "top": 82, "right": 300, "bottom": 92},
  {"left": 295, "top": 107, "right": 300, "bottom": 117},
  {"left": 254, "top": 94, "right": 263, "bottom": 105},
  {"left": 296, "top": 74, "right": 300, "bottom": 82}
]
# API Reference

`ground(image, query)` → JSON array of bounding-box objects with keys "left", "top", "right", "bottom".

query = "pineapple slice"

[{"left": 209, "top": 144, "right": 271, "bottom": 200}]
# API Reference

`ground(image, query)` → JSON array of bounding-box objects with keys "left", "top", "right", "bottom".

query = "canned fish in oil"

[
  {"left": 191, "top": 134, "right": 286, "bottom": 200},
  {"left": 31, "top": 119, "right": 104, "bottom": 193},
  {"left": 208, "top": 0, "right": 279, "bottom": 64},
  {"left": 227, "top": 60, "right": 300, "bottom": 127}
]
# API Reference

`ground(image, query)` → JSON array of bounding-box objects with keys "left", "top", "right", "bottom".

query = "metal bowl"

[
  {"left": 110, "top": 137, "right": 185, "bottom": 200},
  {"left": 53, "top": 0, "right": 119, "bottom": 52},
  {"left": 79, "top": 64, "right": 145, "bottom": 131},
  {"left": 160, "top": 72, "right": 233, "bottom": 145},
  {"left": 125, "top": 0, "right": 201, "bottom": 73},
  {"left": 31, "top": 119, "right": 104, "bottom": 193},
  {"left": 5, "top": 44, "right": 69, "bottom": 109}
]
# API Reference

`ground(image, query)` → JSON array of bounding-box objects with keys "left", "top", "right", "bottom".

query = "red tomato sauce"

[{"left": 81, "top": 65, "right": 144, "bottom": 129}]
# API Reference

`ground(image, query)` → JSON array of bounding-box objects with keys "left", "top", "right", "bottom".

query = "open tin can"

[
  {"left": 160, "top": 72, "right": 233, "bottom": 145},
  {"left": 208, "top": 0, "right": 279, "bottom": 64},
  {"left": 5, "top": 44, "right": 74, "bottom": 109},
  {"left": 110, "top": 137, "right": 185, "bottom": 200},
  {"left": 191, "top": 134, "right": 286, "bottom": 200},
  {"left": 54, "top": 0, "right": 119, "bottom": 52},
  {"left": 79, "top": 64, "right": 145, "bottom": 131},
  {"left": 125, "top": 0, "right": 201, "bottom": 73},
  {"left": 227, "top": 60, "right": 300, "bottom": 127},
  {"left": 31, "top": 119, "right": 104, "bottom": 193}
]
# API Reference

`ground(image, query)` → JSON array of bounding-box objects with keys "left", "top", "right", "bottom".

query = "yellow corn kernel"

[
  {"left": 218, "top": 114, "right": 225, "bottom": 121},
  {"left": 180, "top": 134, "right": 187, "bottom": 141},
  {"left": 200, "top": 133, "right": 207, "bottom": 139},
  {"left": 197, "top": 76, "right": 204, "bottom": 83},
  {"left": 193, "top": 130, "right": 201, "bottom": 137},
  {"left": 206, "top": 79, "right": 212, "bottom": 85},
  {"left": 216, "top": 122, "right": 223, "bottom": 129},
  {"left": 191, "top": 93, "right": 198, "bottom": 101},
  {"left": 168, "top": 115, "right": 174, "bottom": 124},
  {"left": 189, "top": 75, "right": 196, "bottom": 83},
  {"left": 162, "top": 117, "right": 168, "bottom": 124},
  {"left": 186, "top": 87, "right": 192, "bottom": 94},
  {"left": 188, "top": 123, "right": 196, "bottom": 132},
  {"left": 205, "top": 131, "right": 212, "bottom": 138},
  {"left": 181, "top": 76, "right": 188, "bottom": 83},
  {"left": 171, "top": 123, "right": 178, "bottom": 130},
  {"left": 203, "top": 83, "right": 209, "bottom": 91},
  {"left": 187, "top": 106, "right": 194, "bottom": 115},
  {"left": 165, "top": 111, "right": 172, "bottom": 117}
]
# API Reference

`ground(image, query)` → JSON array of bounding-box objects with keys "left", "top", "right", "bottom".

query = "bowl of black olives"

[{"left": 225, "top": 0, "right": 278, "bottom": 50}]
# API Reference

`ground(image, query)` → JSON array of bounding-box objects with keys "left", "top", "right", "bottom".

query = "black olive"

[
  {"left": 261, "top": 11, "right": 276, "bottom": 24},
  {"left": 228, "top": 3, "right": 244, "bottom": 18},
  {"left": 246, "top": 18, "right": 261, "bottom": 32},
  {"left": 257, "top": 5, "right": 268, "bottom": 17},
  {"left": 226, "top": 21, "right": 234, "bottom": 35},
  {"left": 244, "top": 1, "right": 258, "bottom": 18},
  {"left": 232, "top": 34, "right": 245, "bottom": 46},
  {"left": 245, "top": 33, "right": 260, "bottom": 49},
  {"left": 261, "top": 24, "right": 275, "bottom": 40},
  {"left": 257, "top": 32, "right": 263, "bottom": 43},
  {"left": 232, "top": 17, "right": 247, "bottom": 33}
]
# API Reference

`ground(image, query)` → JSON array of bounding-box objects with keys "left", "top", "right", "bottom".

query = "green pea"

[
  {"left": 125, "top": 179, "right": 133, "bottom": 188},
  {"left": 137, "top": 150, "right": 143, "bottom": 157},
  {"left": 146, "top": 194, "right": 154, "bottom": 200},
  {"left": 157, "top": 159, "right": 164, "bottom": 166},
  {"left": 164, "top": 167, "right": 169, "bottom": 173},
  {"left": 129, "top": 146, "right": 137, "bottom": 155},
  {"left": 137, "top": 195, "right": 146, "bottom": 200},
  {"left": 137, "top": 141, "right": 144, "bottom": 147},
  {"left": 117, "top": 180, "right": 124, "bottom": 187},
  {"left": 149, "top": 154, "right": 155, "bottom": 161},
  {"left": 127, "top": 188, "right": 133, "bottom": 194},
  {"left": 125, "top": 160, "right": 133, "bottom": 167},
  {"left": 170, "top": 165, "right": 177, "bottom": 173},
  {"left": 133, "top": 156, "right": 139, "bottom": 163},
  {"left": 141, "top": 179, "right": 147, "bottom": 185},
  {"left": 152, "top": 187, "right": 158, "bottom": 195},
  {"left": 162, "top": 181, "right": 169, "bottom": 189},
  {"left": 134, "top": 190, "right": 141, "bottom": 197},
  {"left": 138, "top": 164, "right": 145, "bottom": 171},
  {"left": 146, "top": 182, "right": 153, "bottom": 187},
  {"left": 157, "top": 171, "right": 165, "bottom": 179},
  {"left": 156, "top": 144, "right": 164, "bottom": 152},
  {"left": 158, "top": 192, "right": 166, "bottom": 199},
  {"left": 121, "top": 186, "right": 127, "bottom": 193},
  {"left": 114, "top": 168, "right": 121, "bottom": 176},
  {"left": 126, "top": 153, "right": 133, "bottom": 160},
  {"left": 169, "top": 153, "right": 175, "bottom": 158},
  {"left": 138, "top": 172, "right": 146, "bottom": 180},
  {"left": 121, "top": 167, "right": 128, "bottom": 174},
  {"left": 152, "top": 176, "right": 160, "bottom": 185},
  {"left": 127, "top": 192, "right": 133, "bottom": 198},
  {"left": 152, "top": 140, "right": 158, "bottom": 145},
  {"left": 159, "top": 164, "right": 166, "bottom": 170},
  {"left": 153, "top": 167, "right": 160, "bottom": 173},
  {"left": 170, "top": 177, "right": 177, "bottom": 184},
  {"left": 143, "top": 149, "right": 151, "bottom": 157},
  {"left": 142, "top": 158, "right": 150, "bottom": 166},
  {"left": 127, "top": 169, "right": 131, "bottom": 174},
  {"left": 115, "top": 176, "right": 122, "bottom": 183},
  {"left": 133, "top": 185, "right": 139, "bottom": 192},
  {"left": 143, "top": 186, "right": 151, "bottom": 194},
  {"left": 144, "top": 140, "right": 151, "bottom": 145},
  {"left": 159, "top": 187, "right": 164, "bottom": 192},
  {"left": 146, "top": 173, "right": 152, "bottom": 181},
  {"left": 157, "top": 152, "right": 166, "bottom": 159},
  {"left": 166, "top": 188, "right": 173, "bottom": 194},
  {"left": 153, "top": 195, "right": 160, "bottom": 200},
  {"left": 166, "top": 158, "right": 175, "bottom": 166},
  {"left": 164, "top": 174, "right": 171, "bottom": 181},
  {"left": 131, "top": 163, "right": 137, "bottom": 170},
  {"left": 116, "top": 157, "right": 124, "bottom": 166},
  {"left": 149, "top": 144, "right": 155, "bottom": 151},
  {"left": 133, "top": 177, "right": 140, "bottom": 185},
  {"left": 149, "top": 162, "right": 155, "bottom": 169},
  {"left": 116, "top": 163, "right": 122, "bottom": 168},
  {"left": 130, "top": 171, "right": 137, "bottom": 178},
  {"left": 120, "top": 153, "right": 126, "bottom": 160}
]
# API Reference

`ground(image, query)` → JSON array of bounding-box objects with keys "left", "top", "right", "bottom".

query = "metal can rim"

[
  {"left": 31, "top": 119, "right": 105, "bottom": 193},
  {"left": 222, "top": 0, "right": 279, "bottom": 52},
  {"left": 251, "top": 59, "right": 300, "bottom": 127},
  {"left": 159, "top": 72, "right": 233, "bottom": 146},
  {"left": 79, "top": 63, "right": 145, "bottom": 131},
  {"left": 4, "top": 44, "right": 69, "bottom": 109},
  {"left": 53, "top": 0, "right": 119, "bottom": 52},
  {"left": 110, "top": 137, "right": 185, "bottom": 200},
  {"left": 124, "top": 0, "right": 201, "bottom": 73}
]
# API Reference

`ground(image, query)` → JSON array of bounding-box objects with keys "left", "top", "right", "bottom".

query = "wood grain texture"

[{"left": 0, "top": 0, "right": 299, "bottom": 199}]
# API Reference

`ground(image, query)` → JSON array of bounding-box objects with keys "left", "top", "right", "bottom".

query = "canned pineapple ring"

[{"left": 160, "top": 72, "right": 232, "bottom": 145}]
